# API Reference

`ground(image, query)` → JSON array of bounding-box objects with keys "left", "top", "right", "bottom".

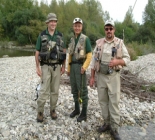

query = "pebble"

[
  {"left": 127, "top": 53, "right": 155, "bottom": 83},
  {"left": 0, "top": 55, "right": 155, "bottom": 140},
  {"left": 138, "top": 132, "right": 146, "bottom": 137}
]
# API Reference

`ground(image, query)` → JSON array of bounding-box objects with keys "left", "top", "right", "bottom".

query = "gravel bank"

[{"left": 0, "top": 55, "right": 155, "bottom": 140}]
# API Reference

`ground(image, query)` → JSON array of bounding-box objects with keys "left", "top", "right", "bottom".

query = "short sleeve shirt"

[{"left": 35, "top": 28, "right": 65, "bottom": 51}]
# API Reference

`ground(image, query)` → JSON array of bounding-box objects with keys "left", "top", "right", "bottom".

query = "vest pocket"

[
  {"left": 99, "top": 62, "right": 114, "bottom": 75},
  {"left": 101, "top": 53, "right": 111, "bottom": 62},
  {"left": 99, "top": 63, "right": 109, "bottom": 74},
  {"left": 68, "top": 43, "right": 74, "bottom": 55},
  {"left": 39, "top": 52, "right": 50, "bottom": 61},
  {"left": 79, "top": 48, "right": 85, "bottom": 60}
]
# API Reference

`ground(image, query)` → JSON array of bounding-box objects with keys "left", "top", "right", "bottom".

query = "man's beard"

[{"left": 107, "top": 34, "right": 113, "bottom": 39}]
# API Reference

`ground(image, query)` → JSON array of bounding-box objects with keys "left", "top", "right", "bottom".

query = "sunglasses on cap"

[
  {"left": 73, "top": 18, "right": 83, "bottom": 24},
  {"left": 105, "top": 27, "right": 114, "bottom": 31},
  {"left": 75, "top": 18, "right": 81, "bottom": 21}
]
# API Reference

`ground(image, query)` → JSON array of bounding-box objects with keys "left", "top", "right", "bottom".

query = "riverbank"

[
  {"left": 0, "top": 41, "right": 35, "bottom": 58},
  {"left": 0, "top": 47, "right": 34, "bottom": 58},
  {"left": 0, "top": 56, "right": 155, "bottom": 140}
]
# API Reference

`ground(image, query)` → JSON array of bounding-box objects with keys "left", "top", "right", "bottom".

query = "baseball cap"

[
  {"left": 45, "top": 13, "right": 57, "bottom": 23},
  {"left": 104, "top": 20, "right": 115, "bottom": 27},
  {"left": 73, "top": 17, "right": 83, "bottom": 24}
]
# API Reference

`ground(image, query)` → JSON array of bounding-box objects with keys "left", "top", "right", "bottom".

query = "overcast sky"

[
  {"left": 37, "top": 0, "right": 148, "bottom": 24},
  {"left": 100, "top": 0, "right": 148, "bottom": 24}
]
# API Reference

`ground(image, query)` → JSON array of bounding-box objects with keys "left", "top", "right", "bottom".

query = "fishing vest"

[
  {"left": 68, "top": 34, "right": 87, "bottom": 61},
  {"left": 94, "top": 37, "right": 123, "bottom": 72},
  {"left": 39, "top": 30, "right": 66, "bottom": 64}
]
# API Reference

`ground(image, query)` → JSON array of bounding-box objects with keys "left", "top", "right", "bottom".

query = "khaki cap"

[
  {"left": 45, "top": 13, "right": 57, "bottom": 23},
  {"left": 104, "top": 19, "right": 115, "bottom": 27}
]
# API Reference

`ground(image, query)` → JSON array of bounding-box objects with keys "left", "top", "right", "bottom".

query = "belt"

[
  {"left": 40, "top": 61, "right": 60, "bottom": 71},
  {"left": 69, "top": 61, "right": 83, "bottom": 65}
]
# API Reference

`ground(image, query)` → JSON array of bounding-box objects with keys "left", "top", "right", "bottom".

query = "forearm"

[
  {"left": 117, "top": 59, "right": 125, "bottom": 66},
  {"left": 67, "top": 54, "right": 72, "bottom": 72},
  {"left": 109, "top": 58, "right": 126, "bottom": 67},
  {"left": 82, "top": 52, "right": 92, "bottom": 70},
  {"left": 35, "top": 51, "right": 40, "bottom": 68},
  {"left": 90, "top": 68, "right": 95, "bottom": 78},
  {"left": 62, "top": 60, "right": 66, "bottom": 68}
]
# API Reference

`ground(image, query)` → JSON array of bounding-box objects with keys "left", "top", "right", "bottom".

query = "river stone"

[
  {"left": 138, "top": 132, "right": 146, "bottom": 136},
  {"left": 1, "top": 130, "right": 10, "bottom": 137}
]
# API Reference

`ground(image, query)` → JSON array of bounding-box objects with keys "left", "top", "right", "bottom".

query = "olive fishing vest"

[
  {"left": 94, "top": 37, "right": 123, "bottom": 72},
  {"left": 39, "top": 30, "right": 66, "bottom": 64},
  {"left": 68, "top": 34, "right": 87, "bottom": 61}
]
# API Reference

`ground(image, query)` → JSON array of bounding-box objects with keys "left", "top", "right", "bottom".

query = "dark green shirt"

[{"left": 36, "top": 28, "right": 65, "bottom": 51}]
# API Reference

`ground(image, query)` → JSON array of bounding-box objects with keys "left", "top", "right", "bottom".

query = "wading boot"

[
  {"left": 37, "top": 112, "right": 43, "bottom": 122},
  {"left": 50, "top": 110, "right": 57, "bottom": 120},
  {"left": 70, "top": 102, "right": 80, "bottom": 118},
  {"left": 110, "top": 129, "right": 121, "bottom": 140},
  {"left": 97, "top": 123, "right": 111, "bottom": 133},
  {"left": 77, "top": 106, "right": 87, "bottom": 122}
]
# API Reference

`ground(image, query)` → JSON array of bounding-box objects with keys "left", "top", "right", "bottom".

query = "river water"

[{"left": 0, "top": 48, "right": 35, "bottom": 58}]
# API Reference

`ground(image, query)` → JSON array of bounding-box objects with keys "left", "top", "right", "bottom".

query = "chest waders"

[
  {"left": 69, "top": 34, "right": 89, "bottom": 122},
  {"left": 78, "top": 74, "right": 84, "bottom": 104}
]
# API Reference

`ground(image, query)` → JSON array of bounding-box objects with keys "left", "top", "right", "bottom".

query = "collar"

[
  {"left": 105, "top": 36, "right": 116, "bottom": 43},
  {"left": 46, "top": 28, "right": 58, "bottom": 35},
  {"left": 74, "top": 32, "right": 82, "bottom": 39}
]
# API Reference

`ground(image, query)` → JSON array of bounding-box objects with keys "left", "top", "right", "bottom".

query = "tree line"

[{"left": 0, "top": 0, "right": 155, "bottom": 58}]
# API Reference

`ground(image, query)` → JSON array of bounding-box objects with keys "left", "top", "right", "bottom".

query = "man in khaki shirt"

[{"left": 89, "top": 20, "right": 130, "bottom": 140}]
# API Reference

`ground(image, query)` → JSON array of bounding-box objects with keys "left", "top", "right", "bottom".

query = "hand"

[
  {"left": 61, "top": 66, "right": 65, "bottom": 75},
  {"left": 67, "top": 72, "right": 70, "bottom": 76},
  {"left": 81, "top": 67, "right": 85, "bottom": 74},
  {"left": 36, "top": 67, "right": 42, "bottom": 77},
  {"left": 109, "top": 58, "right": 118, "bottom": 67},
  {"left": 89, "top": 77, "right": 95, "bottom": 87}
]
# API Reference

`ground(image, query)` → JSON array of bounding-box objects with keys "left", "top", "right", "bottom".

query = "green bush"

[
  {"left": 126, "top": 41, "right": 155, "bottom": 61},
  {"left": 150, "top": 86, "right": 155, "bottom": 92},
  {"left": 126, "top": 46, "right": 137, "bottom": 60}
]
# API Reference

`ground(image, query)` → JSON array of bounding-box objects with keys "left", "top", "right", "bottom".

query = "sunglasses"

[
  {"left": 75, "top": 18, "right": 82, "bottom": 22},
  {"left": 105, "top": 27, "right": 113, "bottom": 31}
]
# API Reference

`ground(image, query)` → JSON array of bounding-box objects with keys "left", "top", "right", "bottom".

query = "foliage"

[
  {"left": 142, "top": 0, "right": 155, "bottom": 43},
  {"left": 149, "top": 85, "right": 155, "bottom": 92},
  {"left": 141, "top": 85, "right": 155, "bottom": 92},
  {"left": 0, "top": 0, "right": 45, "bottom": 45},
  {"left": 103, "top": 11, "right": 110, "bottom": 22},
  {"left": 0, "top": 0, "right": 154, "bottom": 61},
  {"left": 126, "top": 41, "right": 155, "bottom": 60},
  {"left": 126, "top": 45, "right": 137, "bottom": 60},
  {"left": 0, "top": 24, "right": 4, "bottom": 39}
]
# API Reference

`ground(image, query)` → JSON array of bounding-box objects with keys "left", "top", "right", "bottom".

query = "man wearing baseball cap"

[
  {"left": 67, "top": 17, "right": 92, "bottom": 122},
  {"left": 35, "top": 13, "right": 66, "bottom": 122},
  {"left": 89, "top": 19, "right": 130, "bottom": 140}
]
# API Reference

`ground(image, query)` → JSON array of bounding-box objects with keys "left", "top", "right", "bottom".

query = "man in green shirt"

[
  {"left": 67, "top": 17, "right": 92, "bottom": 122},
  {"left": 35, "top": 13, "right": 66, "bottom": 122}
]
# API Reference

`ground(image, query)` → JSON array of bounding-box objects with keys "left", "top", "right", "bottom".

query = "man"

[
  {"left": 35, "top": 13, "right": 66, "bottom": 122},
  {"left": 67, "top": 17, "right": 92, "bottom": 122},
  {"left": 89, "top": 20, "right": 130, "bottom": 140}
]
